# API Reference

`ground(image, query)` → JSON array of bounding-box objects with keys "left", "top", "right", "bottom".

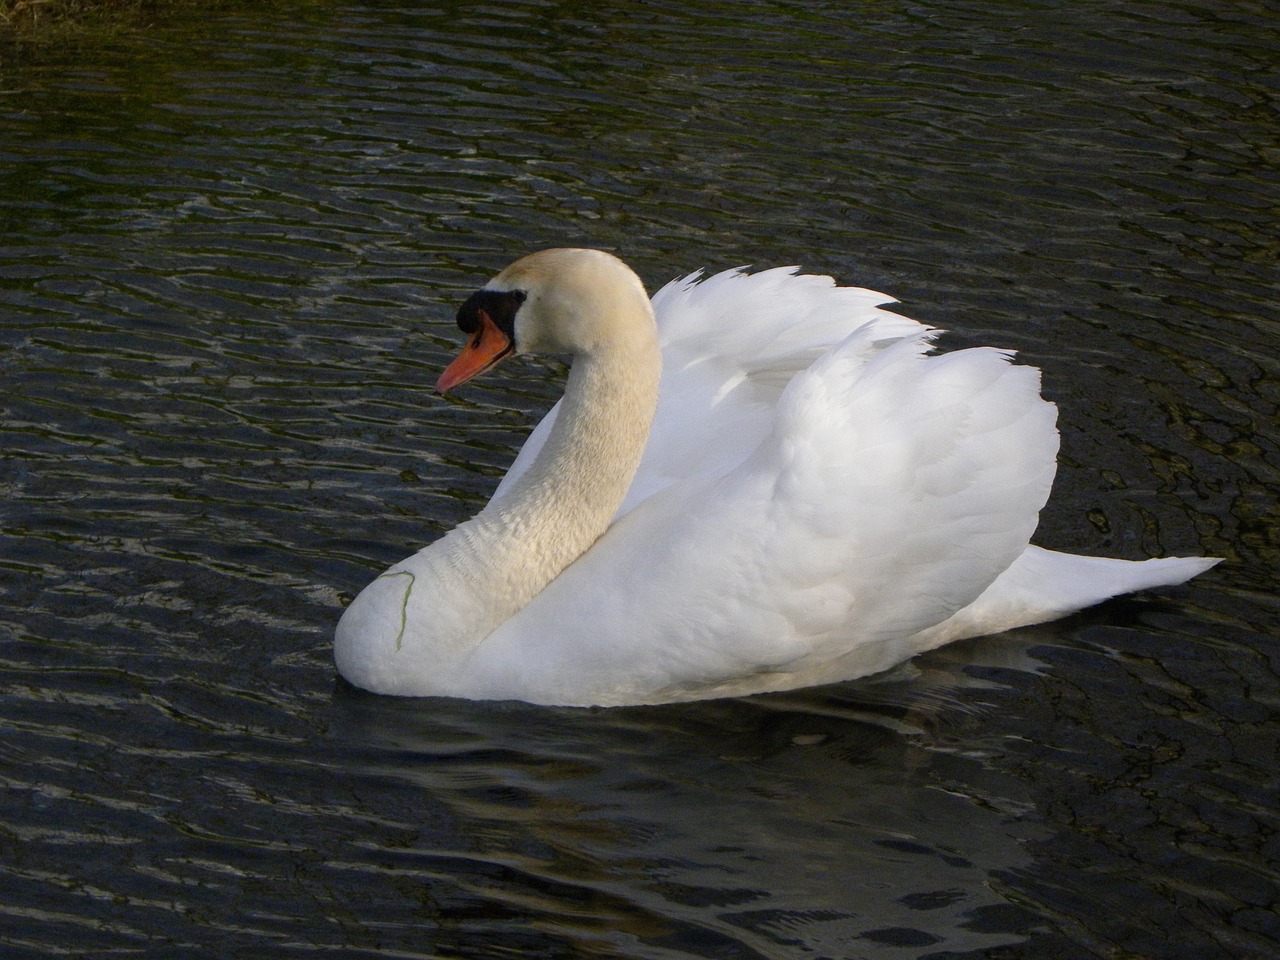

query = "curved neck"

[{"left": 451, "top": 305, "right": 661, "bottom": 626}]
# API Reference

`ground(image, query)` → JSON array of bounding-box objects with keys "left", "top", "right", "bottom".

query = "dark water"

[{"left": 2, "top": 1, "right": 1277, "bottom": 956}]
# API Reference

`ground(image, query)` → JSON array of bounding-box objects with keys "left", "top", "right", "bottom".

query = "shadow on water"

[{"left": 321, "top": 633, "right": 1054, "bottom": 959}]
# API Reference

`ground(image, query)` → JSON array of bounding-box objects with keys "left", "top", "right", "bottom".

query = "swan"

[{"left": 334, "top": 248, "right": 1218, "bottom": 706}]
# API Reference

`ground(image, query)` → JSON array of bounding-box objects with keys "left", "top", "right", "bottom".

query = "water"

[{"left": 2, "top": 0, "right": 1277, "bottom": 956}]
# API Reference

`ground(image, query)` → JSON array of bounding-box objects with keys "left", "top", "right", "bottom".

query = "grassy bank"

[
  {"left": 4, "top": 0, "right": 138, "bottom": 28},
  {"left": 1, "top": 0, "right": 214, "bottom": 36}
]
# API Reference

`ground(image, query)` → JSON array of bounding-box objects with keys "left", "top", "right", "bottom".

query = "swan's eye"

[{"left": 456, "top": 289, "right": 527, "bottom": 338}]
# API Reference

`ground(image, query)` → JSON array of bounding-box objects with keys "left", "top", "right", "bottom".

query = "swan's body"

[{"left": 335, "top": 249, "right": 1218, "bottom": 706}]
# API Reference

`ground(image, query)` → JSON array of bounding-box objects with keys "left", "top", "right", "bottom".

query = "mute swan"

[{"left": 334, "top": 248, "right": 1218, "bottom": 706}]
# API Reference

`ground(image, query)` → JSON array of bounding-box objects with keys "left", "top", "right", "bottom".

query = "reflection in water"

[
  {"left": 1, "top": 1, "right": 1277, "bottom": 957},
  {"left": 328, "top": 665, "right": 1043, "bottom": 958}
]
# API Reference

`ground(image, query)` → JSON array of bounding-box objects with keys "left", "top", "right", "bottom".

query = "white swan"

[{"left": 334, "top": 248, "right": 1218, "bottom": 706}]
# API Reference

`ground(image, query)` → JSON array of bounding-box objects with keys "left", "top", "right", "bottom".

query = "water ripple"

[{"left": 1, "top": 1, "right": 1276, "bottom": 957}]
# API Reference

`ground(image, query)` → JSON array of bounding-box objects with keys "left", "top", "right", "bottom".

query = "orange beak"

[{"left": 435, "top": 308, "right": 515, "bottom": 393}]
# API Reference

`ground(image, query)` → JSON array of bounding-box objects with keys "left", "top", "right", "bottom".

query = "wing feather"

[{"left": 467, "top": 317, "right": 1060, "bottom": 705}]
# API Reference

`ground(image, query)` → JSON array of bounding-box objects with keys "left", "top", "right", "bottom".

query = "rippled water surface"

[{"left": 3, "top": 1, "right": 1278, "bottom": 957}]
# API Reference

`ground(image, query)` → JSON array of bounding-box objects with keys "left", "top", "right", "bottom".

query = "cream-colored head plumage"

[{"left": 487, "top": 248, "right": 655, "bottom": 357}]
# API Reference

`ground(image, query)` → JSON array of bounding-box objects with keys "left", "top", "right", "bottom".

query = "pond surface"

[{"left": 2, "top": 1, "right": 1277, "bottom": 957}]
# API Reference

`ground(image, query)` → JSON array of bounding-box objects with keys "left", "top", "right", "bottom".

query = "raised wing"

[{"left": 467, "top": 322, "right": 1059, "bottom": 705}]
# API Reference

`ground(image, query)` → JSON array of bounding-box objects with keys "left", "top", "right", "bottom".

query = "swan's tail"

[
  {"left": 914, "top": 545, "right": 1221, "bottom": 648},
  {"left": 1025, "top": 547, "right": 1221, "bottom": 609}
]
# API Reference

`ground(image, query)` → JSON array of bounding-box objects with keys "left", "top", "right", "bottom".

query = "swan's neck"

[{"left": 447, "top": 311, "right": 661, "bottom": 634}]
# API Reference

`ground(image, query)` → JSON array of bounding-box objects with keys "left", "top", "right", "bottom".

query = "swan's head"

[{"left": 437, "top": 248, "right": 653, "bottom": 393}]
